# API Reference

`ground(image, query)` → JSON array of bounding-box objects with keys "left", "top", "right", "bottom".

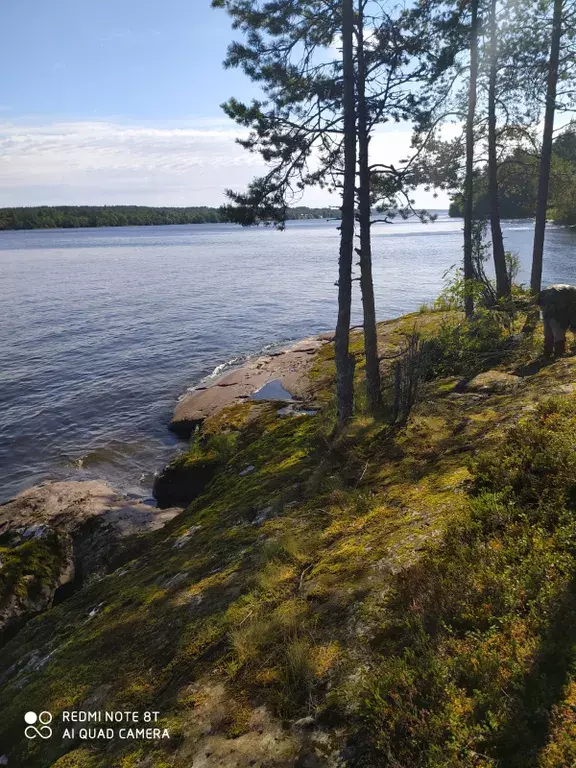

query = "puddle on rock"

[{"left": 250, "top": 380, "right": 294, "bottom": 401}]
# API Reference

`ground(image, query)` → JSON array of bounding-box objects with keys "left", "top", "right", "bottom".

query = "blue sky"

[
  {"left": 0, "top": 0, "right": 448, "bottom": 207},
  {"left": 0, "top": 0, "right": 255, "bottom": 121}
]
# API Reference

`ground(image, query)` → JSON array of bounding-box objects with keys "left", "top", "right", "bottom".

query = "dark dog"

[{"left": 537, "top": 284, "right": 576, "bottom": 357}]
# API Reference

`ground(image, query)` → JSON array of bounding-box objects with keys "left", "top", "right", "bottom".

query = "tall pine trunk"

[
  {"left": 463, "top": 0, "right": 479, "bottom": 319},
  {"left": 335, "top": 0, "right": 357, "bottom": 429},
  {"left": 531, "top": 0, "right": 563, "bottom": 294},
  {"left": 487, "top": 0, "right": 510, "bottom": 299},
  {"left": 356, "top": 1, "right": 382, "bottom": 412}
]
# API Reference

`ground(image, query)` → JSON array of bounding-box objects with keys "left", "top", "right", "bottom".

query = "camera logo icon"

[{"left": 24, "top": 711, "right": 53, "bottom": 739}]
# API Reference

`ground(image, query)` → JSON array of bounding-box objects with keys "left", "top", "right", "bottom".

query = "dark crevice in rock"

[{"left": 153, "top": 455, "right": 221, "bottom": 509}]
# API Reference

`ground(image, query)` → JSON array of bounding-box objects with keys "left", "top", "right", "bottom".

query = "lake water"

[{"left": 1, "top": 214, "right": 575, "bottom": 503}]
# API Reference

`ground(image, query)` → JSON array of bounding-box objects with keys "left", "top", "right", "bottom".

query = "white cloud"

[
  {"left": 0, "top": 119, "right": 268, "bottom": 207},
  {"left": 0, "top": 119, "right": 449, "bottom": 208}
]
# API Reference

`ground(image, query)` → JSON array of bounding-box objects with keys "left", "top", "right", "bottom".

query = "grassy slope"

[{"left": 3, "top": 311, "right": 576, "bottom": 767}]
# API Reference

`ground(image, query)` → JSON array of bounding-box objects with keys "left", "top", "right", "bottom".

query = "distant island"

[{"left": 0, "top": 205, "right": 340, "bottom": 231}]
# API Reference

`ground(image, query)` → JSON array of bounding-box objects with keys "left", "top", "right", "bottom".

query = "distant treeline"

[{"left": 0, "top": 205, "right": 340, "bottom": 231}]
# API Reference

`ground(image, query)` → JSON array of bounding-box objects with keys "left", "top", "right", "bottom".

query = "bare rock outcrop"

[
  {"left": 170, "top": 336, "right": 330, "bottom": 437},
  {"left": 465, "top": 370, "right": 523, "bottom": 394},
  {"left": 0, "top": 480, "right": 179, "bottom": 642}
]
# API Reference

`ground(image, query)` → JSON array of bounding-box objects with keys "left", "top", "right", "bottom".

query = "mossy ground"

[
  {"left": 3, "top": 310, "right": 576, "bottom": 767},
  {"left": 0, "top": 527, "right": 71, "bottom": 644},
  {"left": 0, "top": 532, "right": 66, "bottom": 605}
]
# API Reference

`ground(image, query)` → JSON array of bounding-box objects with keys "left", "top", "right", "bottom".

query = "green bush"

[{"left": 423, "top": 309, "right": 513, "bottom": 379}]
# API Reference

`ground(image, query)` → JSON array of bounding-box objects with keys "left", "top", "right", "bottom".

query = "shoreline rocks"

[
  {"left": 1, "top": 333, "right": 333, "bottom": 639},
  {"left": 170, "top": 335, "right": 332, "bottom": 438},
  {"left": 0, "top": 480, "right": 180, "bottom": 642}
]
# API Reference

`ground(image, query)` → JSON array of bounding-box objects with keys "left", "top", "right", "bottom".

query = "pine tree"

[
  {"left": 531, "top": 0, "right": 565, "bottom": 293},
  {"left": 486, "top": 0, "right": 510, "bottom": 299},
  {"left": 212, "top": 0, "right": 359, "bottom": 425},
  {"left": 463, "top": 0, "right": 479, "bottom": 318},
  {"left": 399, "top": 0, "right": 487, "bottom": 310},
  {"left": 214, "top": 0, "right": 457, "bottom": 422},
  {"left": 336, "top": 0, "right": 357, "bottom": 427},
  {"left": 355, "top": 0, "right": 381, "bottom": 412}
]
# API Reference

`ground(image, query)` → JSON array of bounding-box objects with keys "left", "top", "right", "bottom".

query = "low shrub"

[
  {"left": 424, "top": 308, "right": 516, "bottom": 379},
  {"left": 472, "top": 397, "right": 576, "bottom": 514},
  {"left": 353, "top": 396, "right": 576, "bottom": 767}
]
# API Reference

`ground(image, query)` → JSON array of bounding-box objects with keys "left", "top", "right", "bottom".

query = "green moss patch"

[{"left": 0, "top": 528, "right": 71, "bottom": 643}]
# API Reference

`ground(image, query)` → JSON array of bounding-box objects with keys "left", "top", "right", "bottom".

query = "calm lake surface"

[{"left": 1, "top": 213, "right": 575, "bottom": 502}]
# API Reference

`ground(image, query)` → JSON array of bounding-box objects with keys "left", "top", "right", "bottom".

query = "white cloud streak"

[
  {"left": 0, "top": 119, "right": 267, "bottom": 206},
  {"left": 0, "top": 119, "right": 449, "bottom": 207}
]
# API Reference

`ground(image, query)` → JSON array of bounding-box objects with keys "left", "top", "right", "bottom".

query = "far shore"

[{"left": 0, "top": 204, "right": 341, "bottom": 232}]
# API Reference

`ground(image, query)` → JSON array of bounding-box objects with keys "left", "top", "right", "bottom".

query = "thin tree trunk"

[
  {"left": 487, "top": 0, "right": 510, "bottom": 299},
  {"left": 531, "top": 0, "right": 563, "bottom": 295},
  {"left": 335, "top": 0, "right": 357, "bottom": 429},
  {"left": 463, "top": 0, "right": 479, "bottom": 319},
  {"left": 356, "top": 1, "right": 382, "bottom": 412}
]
